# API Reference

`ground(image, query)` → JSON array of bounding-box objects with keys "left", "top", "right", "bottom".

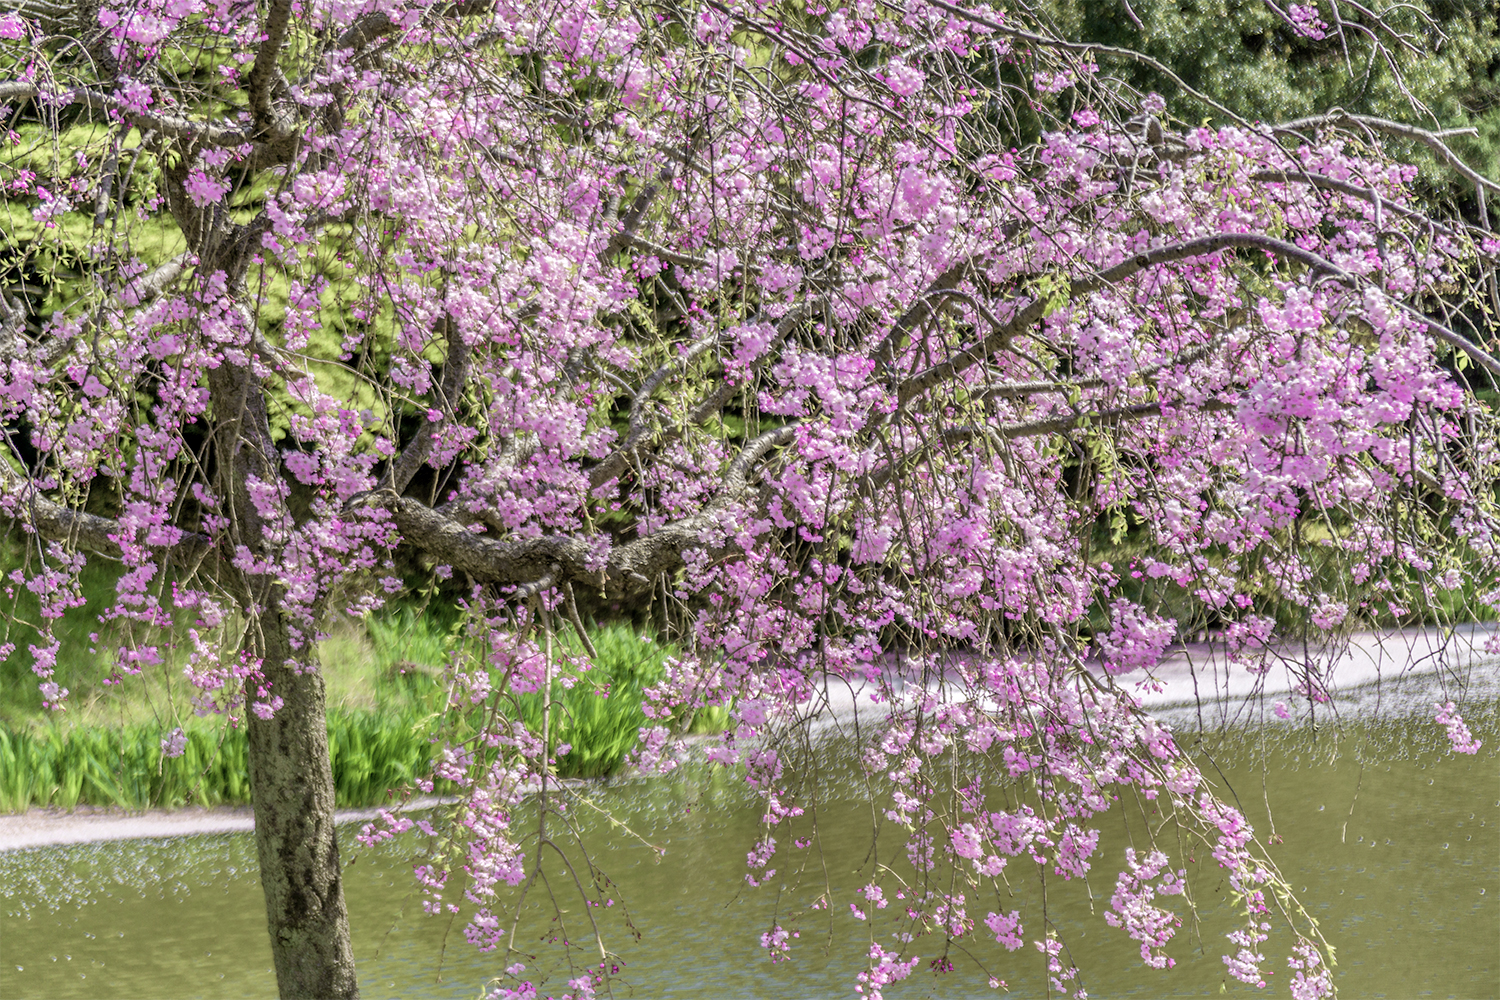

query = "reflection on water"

[{"left": 2, "top": 714, "right": 1496, "bottom": 999}]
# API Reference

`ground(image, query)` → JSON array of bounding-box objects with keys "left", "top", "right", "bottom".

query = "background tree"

[
  {"left": 1045, "top": 0, "right": 1500, "bottom": 186},
  {"left": 1, "top": 0, "right": 1494, "bottom": 997}
]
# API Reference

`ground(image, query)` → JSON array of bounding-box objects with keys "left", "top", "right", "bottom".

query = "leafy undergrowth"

[
  {"left": 506, "top": 626, "right": 732, "bottom": 780},
  {"left": 0, "top": 709, "right": 433, "bottom": 812},
  {"left": 0, "top": 609, "right": 729, "bottom": 812}
]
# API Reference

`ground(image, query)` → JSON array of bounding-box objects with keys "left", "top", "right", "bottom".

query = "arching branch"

[
  {"left": 1275, "top": 113, "right": 1500, "bottom": 197},
  {"left": 894, "top": 232, "right": 1500, "bottom": 410},
  {"left": 374, "top": 424, "right": 798, "bottom": 596}
]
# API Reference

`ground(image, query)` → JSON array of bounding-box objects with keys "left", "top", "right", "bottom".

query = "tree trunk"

[
  {"left": 201, "top": 348, "right": 360, "bottom": 998},
  {"left": 246, "top": 621, "right": 360, "bottom": 999}
]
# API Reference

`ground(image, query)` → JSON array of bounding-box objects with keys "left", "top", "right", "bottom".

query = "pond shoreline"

[
  {"left": 7, "top": 624, "right": 1496, "bottom": 854},
  {"left": 0, "top": 796, "right": 452, "bottom": 854}
]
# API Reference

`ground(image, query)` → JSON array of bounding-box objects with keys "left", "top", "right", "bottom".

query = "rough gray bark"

[
  {"left": 206, "top": 349, "right": 360, "bottom": 1000},
  {"left": 247, "top": 624, "right": 359, "bottom": 1000},
  {"left": 354, "top": 423, "right": 799, "bottom": 597}
]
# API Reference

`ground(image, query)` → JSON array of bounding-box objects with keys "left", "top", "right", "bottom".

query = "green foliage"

[
  {"left": 0, "top": 532, "right": 128, "bottom": 723},
  {"left": 0, "top": 722, "right": 250, "bottom": 812},
  {"left": 323, "top": 705, "right": 445, "bottom": 807},
  {"left": 0, "top": 707, "right": 448, "bottom": 812},
  {"left": 1045, "top": 0, "right": 1500, "bottom": 195},
  {"left": 0, "top": 603, "right": 730, "bottom": 809},
  {"left": 506, "top": 625, "right": 732, "bottom": 779},
  {"left": 0, "top": 597, "right": 455, "bottom": 812},
  {"left": 366, "top": 604, "right": 459, "bottom": 677}
]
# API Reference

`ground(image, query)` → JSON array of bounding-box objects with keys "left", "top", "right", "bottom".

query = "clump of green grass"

[
  {"left": 0, "top": 704, "right": 448, "bottom": 813},
  {"left": 0, "top": 610, "right": 732, "bottom": 810},
  {"left": 324, "top": 705, "right": 447, "bottom": 805},
  {"left": 367, "top": 604, "right": 456, "bottom": 676},
  {"left": 0, "top": 723, "right": 251, "bottom": 812},
  {"left": 508, "top": 625, "right": 733, "bottom": 779},
  {"left": 0, "top": 596, "right": 457, "bottom": 812}
]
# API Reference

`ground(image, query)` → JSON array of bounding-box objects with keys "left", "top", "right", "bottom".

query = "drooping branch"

[
  {"left": 0, "top": 251, "right": 195, "bottom": 366},
  {"left": 921, "top": 0, "right": 1252, "bottom": 126},
  {"left": 895, "top": 232, "right": 1500, "bottom": 409},
  {"left": 1248, "top": 171, "right": 1469, "bottom": 240},
  {"left": 863, "top": 399, "right": 1234, "bottom": 490},
  {"left": 0, "top": 82, "right": 254, "bottom": 147},
  {"left": 1275, "top": 113, "right": 1500, "bottom": 197},
  {"left": 3, "top": 0, "right": 74, "bottom": 33}
]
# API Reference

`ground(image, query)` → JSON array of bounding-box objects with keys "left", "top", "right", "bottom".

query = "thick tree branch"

[
  {"left": 1249, "top": 170, "right": 1467, "bottom": 239},
  {"left": 331, "top": 0, "right": 498, "bottom": 54},
  {"left": 987, "top": 398, "right": 1234, "bottom": 441},
  {"left": 600, "top": 165, "right": 675, "bottom": 262},
  {"left": 368, "top": 492, "right": 595, "bottom": 586},
  {"left": 870, "top": 261, "right": 972, "bottom": 371},
  {"left": 0, "top": 461, "right": 214, "bottom": 566},
  {"left": 245, "top": 0, "right": 294, "bottom": 137},
  {"left": 865, "top": 399, "right": 1235, "bottom": 489},
  {"left": 980, "top": 379, "right": 1102, "bottom": 399},
  {"left": 0, "top": 291, "right": 30, "bottom": 365},
  {"left": 372, "top": 424, "right": 797, "bottom": 595}
]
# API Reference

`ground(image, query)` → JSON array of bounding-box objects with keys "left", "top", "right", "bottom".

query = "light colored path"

[
  {"left": 809, "top": 624, "right": 1500, "bottom": 730},
  {"left": 1127, "top": 623, "right": 1496, "bottom": 707},
  {"left": 0, "top": 798, "right": 448, "bottom": 854}
]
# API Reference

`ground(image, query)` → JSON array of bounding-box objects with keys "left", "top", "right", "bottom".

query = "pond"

[{"left": 2, "top": 711, "right": 1496, "bottom": 999}]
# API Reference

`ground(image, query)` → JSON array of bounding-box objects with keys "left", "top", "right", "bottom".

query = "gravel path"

[
  {"left": 0, "top": 798, "right": 449, "bottom": 854},
  {"left": 806, "top": 624, "right": 1500, "bottom": 732}
]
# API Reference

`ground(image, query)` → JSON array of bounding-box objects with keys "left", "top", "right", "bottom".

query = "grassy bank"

[
  {"left": 0, "top": 708, "right": 437, "bottom": 813},
  {"left": 0, "top": 599, "right": 730, "bottom": 812}
]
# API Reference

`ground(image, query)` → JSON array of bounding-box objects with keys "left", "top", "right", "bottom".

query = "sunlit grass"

[
  {"left": 0, "top": 723, "right": 252, "bottom": 812},
  {"left": 0, "top": 705, "right": 446, "bottom": 812},
  {"left": 509, "top": 625, "right": 733, "bottom": 779},
  {"left": 0, "top": 592, "right": 731, "bottom": 810}
]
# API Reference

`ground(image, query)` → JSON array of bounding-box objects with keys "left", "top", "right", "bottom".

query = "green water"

[{"left": 2, "top": 720, "right": 1496, "bottom": 999}]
